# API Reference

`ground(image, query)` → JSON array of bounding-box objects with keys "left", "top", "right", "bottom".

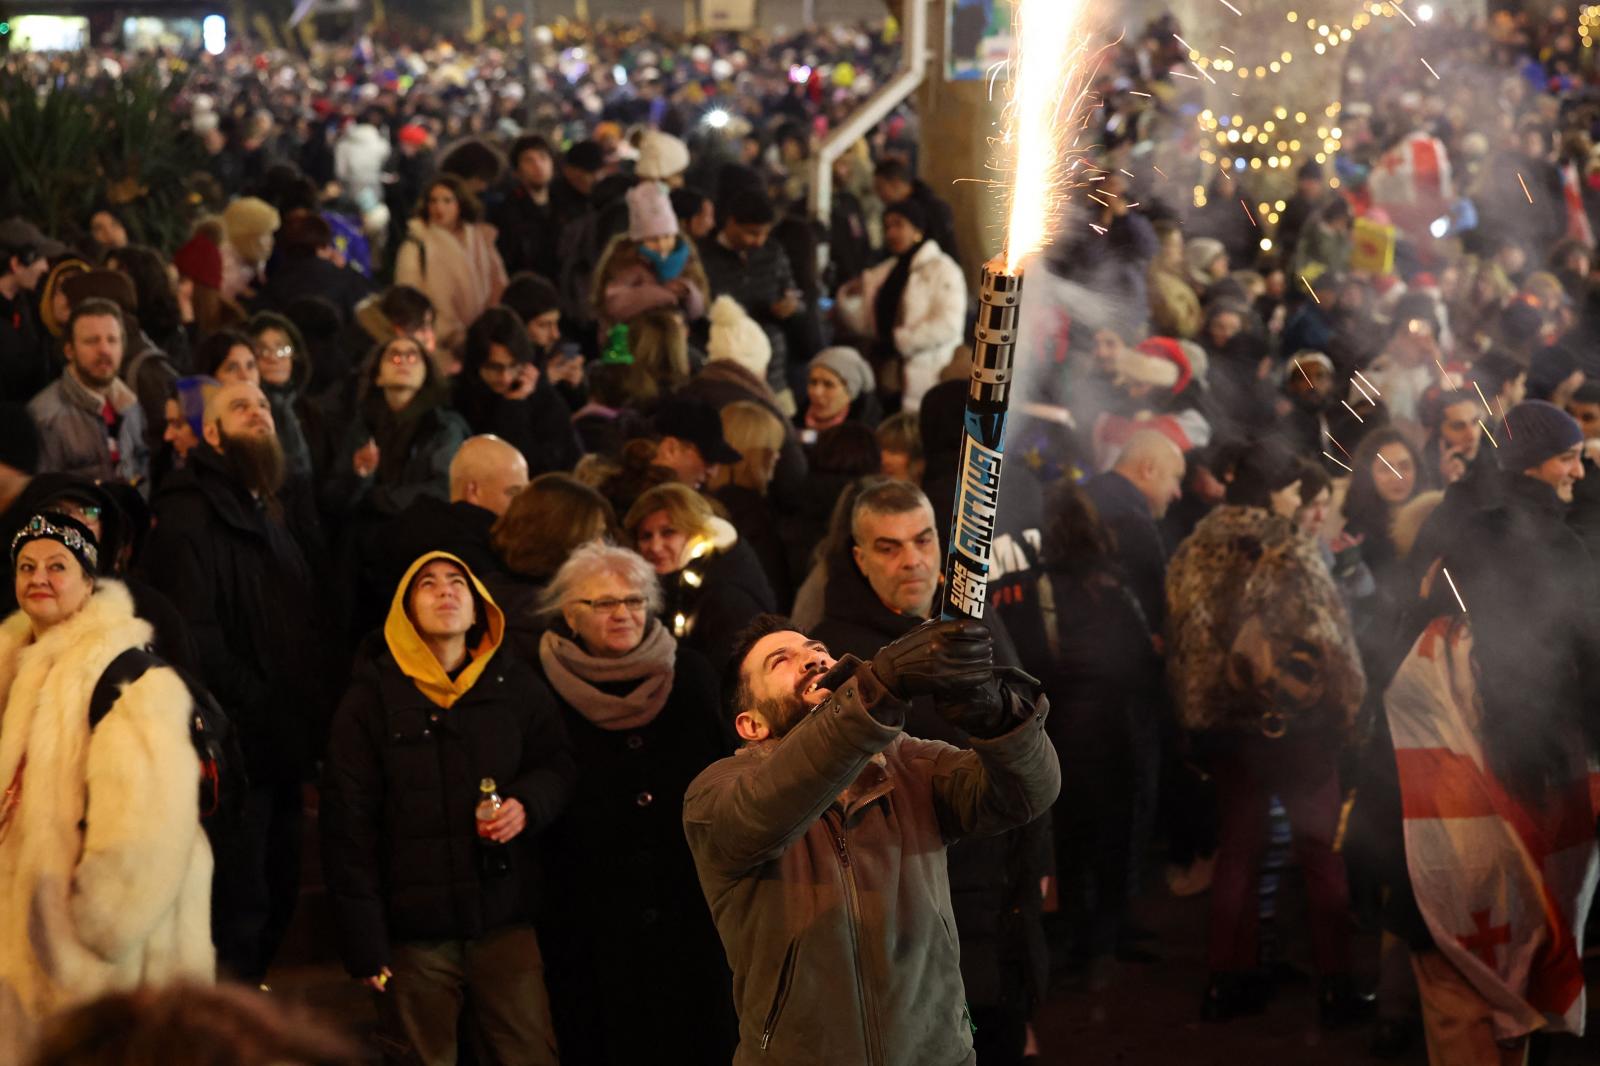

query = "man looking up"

[{"left": 29, "top": 297, "right": 147, "bottom": 483}]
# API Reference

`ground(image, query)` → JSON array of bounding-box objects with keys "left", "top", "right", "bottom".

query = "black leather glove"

[
  {"left": 936, "top": 665, "right": 1042, "bottom": 739},
  {"left": 870, "top": 619, "right": 995, "bottom": 702}
]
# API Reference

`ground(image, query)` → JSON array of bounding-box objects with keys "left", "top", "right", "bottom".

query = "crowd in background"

[{"left": 0, "top": 3, "right": 1599, "bottom": 1065}]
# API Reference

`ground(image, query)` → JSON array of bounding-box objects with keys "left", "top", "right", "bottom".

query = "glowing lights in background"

[
  {"left": 1581, "top": 5, "right": 1600, "bottom": 48},
  {"left": 703, "top": 108, "right": 731, "bottom": 129},
  {"left": 201, "top": 14, "right": 227, "bottom": 56}
]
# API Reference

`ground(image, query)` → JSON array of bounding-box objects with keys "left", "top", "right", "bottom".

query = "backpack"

[{"left": 88, "top": 647, "right": 248, "bottom": 848}]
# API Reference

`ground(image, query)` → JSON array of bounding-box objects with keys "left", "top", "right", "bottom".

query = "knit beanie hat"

[
  {"left": 1115, "top": 344, "right": 1180, "bottom": 391},
  {"left": 627, "top": 182, "right": 679, "bottom": 242},
  {"left": 635, "top": 130, "right": 690, "bottom": 181},
  {"left": 223, "top": 197, "right": 282, "bottom": 262},
  {"left": 1185, "top": 237, "right": 1227, "bottom": 287},
  {"left": 173, "top": 231, "right": 225, "bottom": 290},
  {"left": 1498, "top": 400, "right": 1583, "bottom": 473},
  {"left": 62, "top": 269, "right": 139, "bottom": 318},
  {"left": 706, "top": 295, "right": 771, "bottom": 379},
  {"left": 808, "top": 346, "right": 875, "bottom": 401},
  {"left": 883, "top": 198, "right": 928, "bottom": 236},
  {"left": 1135, "top": 336, "right": 1194, "bottom": 393},
  {"left": 0, "top": 403, "right": 40, "bottom": 475}
]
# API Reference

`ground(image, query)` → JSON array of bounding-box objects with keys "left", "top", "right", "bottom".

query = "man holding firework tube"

[{"left": 683, "top": 615, "right": 1059, "bottom": 1065}]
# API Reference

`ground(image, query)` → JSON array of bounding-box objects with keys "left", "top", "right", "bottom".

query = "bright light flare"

[
  {"left": 703, "top": 108, "right": 730, "bottom": 130},
  {"left": 1416, "top": 4, "right": 1435, "bottom": 22},
  {"left": 1000, "top": 0, "right": 1099, "bottom": 274}
]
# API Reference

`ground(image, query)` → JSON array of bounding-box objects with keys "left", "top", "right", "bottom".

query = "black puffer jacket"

[
  {"left": 810, "top": 555, "right": 1050, "bottom": 1012},
  {"left": 321, "top": 631, "right": 575, "bottom": 978},
  {"left": 454, "top": 364, "right": 583, "bottom": 477}
]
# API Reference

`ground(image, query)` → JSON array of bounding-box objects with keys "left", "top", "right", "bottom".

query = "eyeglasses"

[
  {"left": 257, "top": 344, "right": 294, "bottom": 362},
  {"left": 575, "top": 596, "right": 648, "bottom": 615},
  {"left": 387, "top": 348, "right": 423, "bottom": 366}
]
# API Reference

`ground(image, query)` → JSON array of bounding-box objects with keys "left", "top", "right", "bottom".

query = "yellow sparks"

[
  {"left": 1377, "top": 453, "right": 1406, "bottom": 480},
  {"left": 1000, "top": 0, "right": 1099, "bottom": 274},
  {"left": 1301, "top": 274, "right": 1321, "bottom": 303},
  {"left": 1353, "top": 369, "right": 1380, "bottom": 397},
  {"left": 1472, "top": 380, "right": 1493, "bottom": 416},
  {"left": 1479, "top": 420, "right": 1498, "bottom": 448},
  {"left": 1420, "top": 57, "right": 1440, "bottom": 79},
  {"left": 1240, "top": 199, "right": 1258, "bottom": 227},
  {"left": 1322, "top": 451, "right": 1353, "bottom": 473},
  {"left": 1129, "top": 90, "right": 1151, "bottom": 98},
  {"left": 1350, "top": 374, "right": 1377, "bottom": 405},
  {"left": 1442, "top": 567, "right": 1467, "bottom": 614},
  {"left": 1295, "top": 358, "right": 1316, "bottom": 389},
  {"left": 1341, "top": 399, "right": 1365, "bottom": 424},
  {"left": 1219, "top": 0, "right": 1242, "bottom": 14},
  {"left": 1517, "top": 173, "right": 1534, "bottom": 204},
  {"left": 1390, "top": 0, "right": 1418, "bottom": 28},
  {"left": 1435, "top": 358, "right": 1455, "bottom": 390}
]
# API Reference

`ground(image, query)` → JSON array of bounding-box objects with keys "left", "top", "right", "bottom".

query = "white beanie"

[
  {"left": 636, "top": 130, "right": 690, "bottom": 181},
  {"left": 626, "top": 182, "right": 679, "bottom": 241},
  {"left": 707, "top": 295, "right": 772, "bottom": 380}
]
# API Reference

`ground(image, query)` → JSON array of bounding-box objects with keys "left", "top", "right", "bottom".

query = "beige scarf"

[{"left": 539, "top": 619, "right": 678, "bottom": 731}]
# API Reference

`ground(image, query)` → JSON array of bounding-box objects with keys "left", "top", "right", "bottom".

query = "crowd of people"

[{"left": 0, "top": 4, "right": 1599, "bottom": 1066}]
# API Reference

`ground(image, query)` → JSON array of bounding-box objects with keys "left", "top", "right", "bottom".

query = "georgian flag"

[
  {"left": 1369, "top": 131, "right": 1454, "bottom": 210},
  {"left": 1386, "top": 618, "right": 1600, "bottom": 1039}
]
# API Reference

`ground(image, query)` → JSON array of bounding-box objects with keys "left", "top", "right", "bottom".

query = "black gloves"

[{"left": 870, "top": 619, "right": 995, "bottom": 701}]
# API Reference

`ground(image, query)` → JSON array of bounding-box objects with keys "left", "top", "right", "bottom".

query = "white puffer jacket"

[{"left": 838, "top": 239, "right": 967, "bottom": 412}]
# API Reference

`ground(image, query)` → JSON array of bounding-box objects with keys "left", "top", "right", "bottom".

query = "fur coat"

[
  {"left": 837, "top": 238, "right": 966, "bottom": 412},
  {"left": 0, "top": 582, "right": 212, "bottom": 1058},
  {"left": 1164, "top": 505, "right": 1366, "bottom": 736}
]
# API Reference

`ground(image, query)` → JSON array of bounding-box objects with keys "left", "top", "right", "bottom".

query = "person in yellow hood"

[{"left": 321, "top": 550, "right": 574, "bottom": 1066}]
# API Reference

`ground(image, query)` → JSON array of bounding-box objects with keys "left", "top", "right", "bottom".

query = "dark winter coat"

[
  {"left": 324, "top": 391, "right": 471, "bottom": 520},
  {"left": 141, "top": 444, "right": 332, "bottom": 779},
  {"left": 537, "top": 642, "right": 737, "bottom": 1066},
  {"left": 712, "top": 484, "right": 794, "bottom": 611},
  {"left": 811, "top": 557, "right": 1051, "bottom": 1013},
  {"left": 321, "top": 584, "right": 575, "bottom": 978},
  {"left": 0, "top": 291, "right": 56, "bottom": 403},
  {"left": 698, "top": 236, "right": 798, "bottom": 396},
  {"left": 453, "top": 371, "right": 582, "bottom": 477},
  {"left": 1083, "top": 470, "right": 1170, "bottom": 633},
  {"left": 261, "top": 341, "right": 316, "bottom": 484},
  {"left": 492, "top": 184, "right": 563, "bottom": 283},
  {"left": 254, "top": 255, "right": 372, "bottom": 324},
  {"left": 663, "top": 523, "right": 778, "bottom": 676}
]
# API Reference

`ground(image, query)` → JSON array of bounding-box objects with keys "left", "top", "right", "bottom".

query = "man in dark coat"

[
  {"left": 322, "top": 551, "right": 574, "bottom": 1063},
  {"left": 253, "top": 211, "right": 372, "bottom": 323},
  {"left": 493, "top": 134, "right": 564, "bottom": 283},
  {"left": 873, "top": 158, "right": 963, "bottom": 272},
  {"left": 1082, "top": 429, "right": 1187, "bottom": 632},
  {"left": 0, "top": 219, "right": 58, "bottom": 403},
  {"left": 140, "top": 380, "right": 335, "bottom": 982},
  {"left": 809, "top": 478, "right": 1051, "bottom": 1066},
  {"left": 698, "top": 190, "right": 802, "bottom": 400}
]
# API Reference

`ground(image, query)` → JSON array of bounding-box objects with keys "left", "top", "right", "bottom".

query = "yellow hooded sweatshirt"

[{"left": 384, "top": 551, "right": 506, "bottom": 709}]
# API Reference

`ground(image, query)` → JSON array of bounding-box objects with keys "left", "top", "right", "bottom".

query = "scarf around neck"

[
  {"left": 874, "top": 239, "right": 926, "bottom": 357},
  {"left": 642, "top": 238, "right": 691, "bottom": 282},
  {"left": 539, "top": 617, "right": 678, "bottom": 730}
]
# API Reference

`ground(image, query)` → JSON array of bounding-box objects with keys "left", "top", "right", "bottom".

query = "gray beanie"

[
  {"left": 1497, "top": 400, "right": 1583, "bottom": 473},
  {"left": 808, "top": 346, "right": 875, "bottom": 401}
]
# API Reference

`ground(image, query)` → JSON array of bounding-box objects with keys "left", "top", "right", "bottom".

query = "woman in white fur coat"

[
  {"left": 0, "top": 512, "right": 212, "bottom": 1060},
  {"left": 836, "top": 198, "right": 967, "bottom": 413},
  {"left": 395, "top": 173, "right": 509, "bottom": 369}
]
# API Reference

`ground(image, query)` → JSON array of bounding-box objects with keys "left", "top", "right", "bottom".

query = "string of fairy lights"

[{"left": 1185, "top": 3, "right": 1423, "bottom": 213}]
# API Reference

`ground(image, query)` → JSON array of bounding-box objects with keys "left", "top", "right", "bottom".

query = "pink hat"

[{"left": 627, "top": 182, "right": 679, "bottom": 242}]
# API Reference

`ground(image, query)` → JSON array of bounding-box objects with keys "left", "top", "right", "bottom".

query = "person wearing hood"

[
  {"left": 395, "top": 175, "right": 508, "bottom": 366},
  {"left": 837, "top": 199, "right": 966, "bottom": 413},
  {"left": 623, "top": 481, "right": 776, "bottom": 676},
  {"left": 455, "top": 306, "right": 582, "bottom": 477},
  {"left": 0, "top": 512, "right": 214, "bottom": 1062},
  {"left": 799, "top": 344, "right": 880, "bottom": 438},
  {"left": 321, "top": 551, "right": 574, "bottom": 1066},
  {"left": 1185, "top": 237, "right": 1231, "bottom": 299},
  {"left": 334, "top": 117, "right": 392, "bottom": 214},
  {"left": 325, "top": 333, "right": 470, "bottom": 522},
  {"left": 1164, "top": 441, "right": 1369, "bottom": 1025},
  {"left": 533, "top": 541, "right": 737, "bottom": 1065},
  {"left": 592, "top": 182, "right": 709, "bottom": 368}
]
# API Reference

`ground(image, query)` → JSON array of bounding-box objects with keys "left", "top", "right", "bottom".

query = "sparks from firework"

[
  {"left": 1517, "top": 173, "right": 1534, "bottom": 204},
  {"left": 1323, "top": 451, "right": 1353, "bottom": 473},
  {"left": 1301, "top": 275, "right": 1322, "bottom": 303},
  {"left": 1241, "top": 200, "right": 1258, "bottom": 227},
  {"left": 1172, "top": 70, "right": 1199, "bottom": 80},
  {"left": 1435, "top": 358, "right": 1456, "bottom": 391},
  {"left": 1390, "top": 0, "right": 1418, "bottom": 28},
  {"left": 1479, "top": 420, "right": 1499, "bottom": 448},
  {"left": 1442, "top": 567, "right": 1467, "bottom": 613},
  {"left": 1129, "top": 90, "right": 1151, "bottom": 98},
  {"left": 1295, "top": 358, "right": 1316, "bottom": 389},
  {"left": 1497, "top": 398, "right": 1512, "bottom": 439},
  {"left": 1350, "top": 374, "right": 1377, "bottom": 406},
  {"left": 1327, "top": 434, "right": 1355, "bottom": 463},
  {"left": 1420, "top": 57, "right": 1440, "bottom": 79},
  {"left": 1472, "top": 380, "right": 1494, "bottom": 416},
  {"left": 1341, "top": 399, "right": 1366, "bottom": 424},
  {"left": 1353, "top": 369, "right": 1381, "bottom": 397},
  {"left": 1377, "top": 453, "right": 1406, "bottom": 481},
  {"left": 999, "top": 0, "right": 1099, "bottom": 274},
  {"left": 1218, "top": 0, "right": 1242, "bottom": 15}
]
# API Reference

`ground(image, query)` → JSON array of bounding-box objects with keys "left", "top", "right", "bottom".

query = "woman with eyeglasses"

[
  {"left": 245, "top": 312, "right": 315, "bottom": 483},
  {"left": 325, "top": 334, "right": 469, "bottom": 522},
  {"left": 533, "top": 541, "right": 736, "bottom": 1066}
]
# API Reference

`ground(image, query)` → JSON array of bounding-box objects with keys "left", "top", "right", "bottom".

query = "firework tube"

[{"left": 942, "top": 259, "right": 1023, "bottom": 622}]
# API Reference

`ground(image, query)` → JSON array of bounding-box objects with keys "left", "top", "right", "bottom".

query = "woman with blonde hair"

[
  {"left": 707, "top": 401, "right": 790, "bottom": 605},
  {"left": 622, "top": 482, "right": 775, "bottom": 673}
]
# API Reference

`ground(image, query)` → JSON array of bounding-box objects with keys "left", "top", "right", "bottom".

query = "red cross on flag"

[
  {"left": 1386, "top": 618, "right": 1600, "bottom": 1040},
  {"left": 1368, "top": 130, "right": 1455, "bottom": 242}
]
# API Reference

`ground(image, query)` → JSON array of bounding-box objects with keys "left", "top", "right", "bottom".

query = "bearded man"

[
  {"left": 142, "top": 380, "right": 335, "bottom": 984},
  {"left": 683, "top": 616, "right": 1060, "bottom": 1066}
]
